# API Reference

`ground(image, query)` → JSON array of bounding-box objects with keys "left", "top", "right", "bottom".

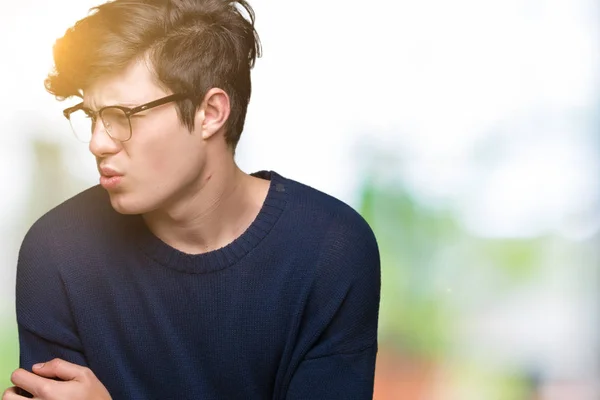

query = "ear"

[{"left": 197, "top": 88, "right": 230, "bottom": 140}]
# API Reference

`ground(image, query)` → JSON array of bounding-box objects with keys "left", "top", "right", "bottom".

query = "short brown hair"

[{"left": 45, "top": 0, "right": 262, "bottom": 149}]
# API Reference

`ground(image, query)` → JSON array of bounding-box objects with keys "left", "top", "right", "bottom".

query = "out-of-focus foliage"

[{"left": 0, "top": 323, "right": 18, "bottom": 390}]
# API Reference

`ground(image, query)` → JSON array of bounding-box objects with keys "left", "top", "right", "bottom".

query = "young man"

[{"left": 4, "top": 0, "right": 380, "bottom": 399}]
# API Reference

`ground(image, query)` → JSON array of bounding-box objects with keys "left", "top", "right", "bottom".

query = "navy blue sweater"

[{"left": 16, "top": 171, "right": 380, "bottom": 399}]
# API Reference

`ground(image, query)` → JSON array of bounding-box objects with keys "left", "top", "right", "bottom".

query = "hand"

[{"left": 3, "top": 358, "right": 111, "bottom": 400}]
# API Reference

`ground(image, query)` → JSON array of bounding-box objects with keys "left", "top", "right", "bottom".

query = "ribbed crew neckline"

[{"left": 134, "top": 170, "right": 288, "bottom": 274}]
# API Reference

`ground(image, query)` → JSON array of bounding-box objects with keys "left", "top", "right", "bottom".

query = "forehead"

[{"left": 83, "top": 59, "right": 167, "bottom": 108}]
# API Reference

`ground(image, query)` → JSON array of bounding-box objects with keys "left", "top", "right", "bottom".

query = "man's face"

[{"left": 84, "top": 59, "right": 207, "bottom": 215}]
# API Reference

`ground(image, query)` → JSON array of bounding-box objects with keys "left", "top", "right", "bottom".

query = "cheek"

[
  {"left": 138, "top": 138, "right": 170, "bottom": 175},
  {"left": 133, "top": 126, "right": 201, "bottom": 180}
]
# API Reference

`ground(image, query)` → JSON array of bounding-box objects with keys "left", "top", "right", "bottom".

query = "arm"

[
  {"left": 6, "top": 359, "right": 110, "bottom": 400},
  {"left": 18, "top": 327, "right": 87, "bottom": 372},
  {"left": 286, "top": 345, "right": 378, "bottom": 399},
  {"left": 6, "top": 222, "right": 108, "bottom": 398},
  {"left": 286, "top": 216, "right": 381, "bottom": 399},
  {"left": 15, "top": 223, "right": 88, "bottom": 370}
]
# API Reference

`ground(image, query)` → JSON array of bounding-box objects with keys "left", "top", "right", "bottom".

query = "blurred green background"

[{"left": 0, "top": 322, "right": 18, "bottom": 389}]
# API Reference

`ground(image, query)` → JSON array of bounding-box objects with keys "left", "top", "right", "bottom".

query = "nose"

[{"left": 89, "top": 119, "right": 121, "bottom": 157}]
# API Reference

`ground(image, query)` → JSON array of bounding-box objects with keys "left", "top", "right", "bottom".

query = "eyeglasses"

[{"left": 62, "top": 93, "right": 188, "bottom": 143}]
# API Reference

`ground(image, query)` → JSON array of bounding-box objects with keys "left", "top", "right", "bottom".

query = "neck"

[{"left": 142, "top": 160, "right": 269, "bottom": 255}]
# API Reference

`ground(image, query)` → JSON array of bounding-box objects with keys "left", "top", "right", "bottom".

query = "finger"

[
  {"left": 14, "top": 386, "right": 34, "bottom": 399},
  {"left": 2, "top": 386, "right": 25, "bottom": 399},
  {"left": 10, "top": 369, "right": 56, "bottom": 398},
  {"left": 31, "top": 359, "right": 88, "bottom": 382}
]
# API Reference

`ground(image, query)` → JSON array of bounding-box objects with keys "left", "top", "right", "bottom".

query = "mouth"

[
  {"left": 98, "top": 166, "right": 123, "bottom": 190},
  {"left": 99, "top": 175, "right": 122, "bottom": 190}
]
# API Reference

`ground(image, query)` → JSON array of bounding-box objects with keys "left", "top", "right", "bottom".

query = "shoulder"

[
  {"left": 19, "top": 185, "right": 123, "bottom": 265},
  {"left": 278, "top": 172, "right": 377, "bottom": 248},
  {"left": 23, "top": 185, "right": 115, "bottom": 242},
  {"left": 271, "top": 173, "right": 380, "bottom": 356},
  {"left": 15, "top": 186, "right": 124, "bottom": 339},
  {"left": 276, "top": 172, "right": 379, "bottom": 279}
]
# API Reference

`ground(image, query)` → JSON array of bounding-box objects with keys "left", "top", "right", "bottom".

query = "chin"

[{"left": 107, "top": 191, "right": 155, "bottom": 215}]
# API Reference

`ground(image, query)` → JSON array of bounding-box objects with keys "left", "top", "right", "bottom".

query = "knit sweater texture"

[{"left": 16, "top": 171, "right": 381, "bottom": 399}]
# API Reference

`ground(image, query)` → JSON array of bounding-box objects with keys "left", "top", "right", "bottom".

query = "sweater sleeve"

[
  {"left": 285, "top": 345, "right": 378, "bottom": 400},
  {"left": 285, "top": 215, "right": 381, "bottom": 400},
  {"left": 15, "top": 219, "right": 88, "bottom": 371}
]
